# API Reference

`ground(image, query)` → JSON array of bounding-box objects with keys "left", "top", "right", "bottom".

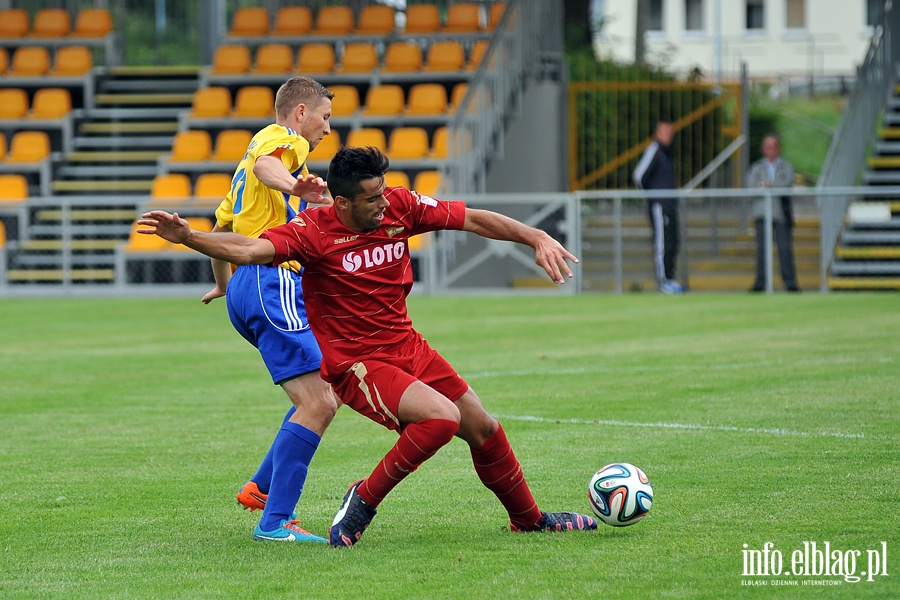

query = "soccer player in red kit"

[{"left": 138, "top": 146, "right": 597, "bottom": 547}]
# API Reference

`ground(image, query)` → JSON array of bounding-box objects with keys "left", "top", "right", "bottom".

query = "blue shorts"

[{"left": 226, "top": 264, "right": 323, "bottom": 385}]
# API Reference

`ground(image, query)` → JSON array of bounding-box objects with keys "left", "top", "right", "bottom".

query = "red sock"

[
  {"left": 471, "top": 423, "right": 542, "bottom": 529},
  {"left": 359, "top": 418, "right": 459, "bottom": 506}
]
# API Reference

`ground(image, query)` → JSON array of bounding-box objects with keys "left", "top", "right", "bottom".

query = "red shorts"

[{"left": 331, "top": 331, "right": 469, "bottom": 431}]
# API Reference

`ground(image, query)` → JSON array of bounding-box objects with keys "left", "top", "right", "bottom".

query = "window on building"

[
  {"left": 648, "top": 0, "right": 664, "bottom": 32},
  {"left": 785, "top": 0, "right": 805, "bottom": 29},
  {"left": 867, "top": 0, "right": 885, "bottom": 26},
  {"left": 685, "top": 0, "right": 704, "bottom": 31},
  {"left": 746, "top": 0, "right": 765, "bottom": 30}
]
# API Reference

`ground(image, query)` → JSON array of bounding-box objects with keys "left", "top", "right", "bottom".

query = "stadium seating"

[
  {"left": 0, "top": 134, "right": 5, "bottom": 159},
  {"left": 229, "top": 7, "right": 269, "bottom": 37},
  {"left": 30, "top": 9, "right": 71, "bottom": 37},
  {"left": 72, "top": 8, "right": 113, "bottom": 38},
  {"left": 6, "top": 131, "right": 51, "bottom": 163},
  {"left": 355, "top": 5, "right": 396, "bottom": 35},
  {"left": 210, "top": 44, "right": 251, "bottom": 75},
  {"left": 468, "top": 40, "right": 490, "bottom": 70},
  {"left": 346, "top": 128, "right": 387, "bottom": 153},
  {"left": 274, "top": 6, "right": 313, "bottom": 36},
  {"left": 296, "top": 43, "right": 336, "bottom": 73},
  {"left": 0, "top": 174, "right": 29, "bottom": 202},
  {"left": 413, "top": 170, "right": 442, "bottom": 196},
  {"left": 451, "top": 83, "right": 469, "bottom": 109},
  {"left": 383, "top": 41, "right": 423, "bottom": 73},
  {"left": 232, "top": 86, "right": 274, "bottom": 118},
  {"left": 189, "top": 87, "right": 232, "bottom": 119},
  {"left": 307, "top": 131, "right": 340, "bottom": 163},
  {"left": 125, "top": 220, "right": 168, "bottom": 252},
  {"left": 0, "top": 220, "right": 6, "bottom": 246},
  {"left": 424, "top": 40, "right": 467, "bottom": 72},
  {"left": 8, "top": 47, "right": 51, "bottom": 77},
  {"left": 430, "top": 127, "right": 449, "bottom": 159},
  {"left": 193, "top": 173, "right": 232, "bottom": 205},
  {"left": 29, "top": 88, "right": 72, "bottom": 119},
  {"left": 489, "top": 2, "right": 507, "bottom": 29},
  {"left": 384, "top": 171, "right": 410, "bottom": 188},
  {"left": 253, "top": 43, "right": 293, "bottom": 74},
  {"left": 0, "top": 89, "right": 29, "bottom": 119},
  {"left": 151, "top": 173, "right": 192, "bottom": 201},
  {"left": 443, "top": 3, "right": 482, "bottom": 33},
  {"left": 387, "top": 127, "right": 430, "bottom": 160},
  {"left": 406, "top": 83, "right": 449, "bottom": 116},
  {"left": 329, "top": 85, "right": 360, "bottom": 116},
  {"left": 404, "top": 5, "right": 441, "bottom": 34},
  {"left": 170, "top": 130, "right": 212, "bottom": 162},
  {"left": 0, "top": 9, "right": 29, "bottom": 38},
  {"left": 50, "top": 46, "right": 93, "bottom": 76},
  {"left": 211, "top": 129, "right": 252, "bottom": 162},
  {"left": 0, "top": 48, "right": 8, "bottom": 74},
  {"left": 338, "top": 42, "right": 378, "bottom": 73},
  {"left": 363, "top": 85, "right": 405, "bottom": 117},
  {"left": 314, "top": 6, "right": 354, "bottom": 35}
]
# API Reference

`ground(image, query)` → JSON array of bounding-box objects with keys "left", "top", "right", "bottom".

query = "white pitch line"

[{"left": 491, "top": 414, "right": 894, "bottom": 441}]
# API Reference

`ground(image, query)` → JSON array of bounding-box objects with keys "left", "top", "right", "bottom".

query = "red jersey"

[{"left": 260, "top": 186, "right": 466, "bottom": 380}]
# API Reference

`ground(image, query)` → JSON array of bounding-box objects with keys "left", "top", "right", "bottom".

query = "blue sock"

[
  {"left": 251, "top": 406, "right": 295, "bottom": 494},
  {"left": 258, "top": 421, "right": 321, "bottom": 531}
]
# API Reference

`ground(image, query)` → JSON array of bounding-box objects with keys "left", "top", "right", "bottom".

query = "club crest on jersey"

[
  {"left": 341, "top": 242, "right": 406, "bottom": 273},
  {"left": 386, "top": 227, "right": 405, "bottom": 237}
]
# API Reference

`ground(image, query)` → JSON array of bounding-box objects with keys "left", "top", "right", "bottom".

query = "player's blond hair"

[{"left": 275, "top": 76, "right": 334, "bottom": 121}]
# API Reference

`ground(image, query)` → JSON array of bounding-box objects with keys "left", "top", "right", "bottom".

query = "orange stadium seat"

[
  {"left": 0, "top": 220, "right": 6, "bottom": 245},
  {"left": 232, "top": 86, "right": 274, "bottom": 118},
  {"left": 346, "top": 128, "right": 387, "bottom": 153},
  {"left": 51, "top": 46, "right": 93, "bottom": 76},
  {"left": 451, "top": 83, "right": 469, "bottom": 109},
  {"left": 212, "top": 129, "right": 252, "bottom": 162},
  {"left": 210, "top": 44, "right": 251, "bottom": 75},
  {"left": 307, "top": 131, "right": 340, "bottom": 163},
  {"left": 363, "top": 84, "right": 405, "bottom": 117},
  {"left": 338, "top": 42, "right": 378, "bottom": 73},
  {"left": 0, "top": 48, "right": 7, "bottom": 74},
  {"left": 384, "top": 171, "right": 410, "bottom": 189},
  {"left": 296, "top": 43, "right": 336, "bottom": 73},
  {"left": 72, "top": 9, "right": 113, "bottom": 38},
  {"left": 274, "top": 6, "right": 313, "bottom": 35},
  {"left": 424, "top": 40, "right": 466, "bottom": 72},
  {"left": 406, "top": 84, "right": 449, "bottom": 116},
  {"left": 0, "top": 174, "right": 29, "bottom": 202},
  {"left": 388, "top": 127, "right": 430, "bottom": 160},
  {"left": 8, "top": 47, "right": 51, "bottom": 76},
  {"left": 328, "top": 85, "right": 360, "bottom": 116},
  {"left": 413, "top": 170, "right": 441, "bottom": 197},
  {"left": 170, "top": 130, "right": 212, "bottom": 162},
  {"left": 254, "top": 43, "right": 293, "bottom": 74},
  {"left": 170, "top": 217, "right": 214, "bottom": 251},
  {"left": 151, "top": 173, "right": 192, "bottom": 200},
  {"left": 30, "top": 88, "right": 72, "bottom": 119},
  {"left": 0, "top": 88, "right": 29, "bottom": 119},
  {"left": 190, "top": 87, "right": 232, "bottom": 119},
  {"left": 125, "top": 220, "right": 168, "bottom": 252},
  {"left": 431, "top": 127, "right": 472, "bottom": 159},
  {"left": 31, "top": 9, "right": 71, "bottom": 37},
  {"left": 193, "top": 173, "right": 233, "bottom": 204},
  {"left": 468, "top": 40, "right": 490, "bottom": 70},
  {"left": 314, "top": 6, "right": 354, "bottom": 35},
  {"left": 229, "top": 7, "right": 269, "bottom": 36},
  {"left": 355, "top": 5, "right": 396, "bottom": 35},
  {"left": 443, "top": 3, "right": 482, "bottom": 32},
  {"left": 489, "top": 2, "right": 507, "bottom": 29},
  {"left": 0, "top": 133, "right": 6, "bottom": 159},
  {"left": 383, "top": 41, "right": 422, "bottom": 72},
  {"left": 7, "top": 131, "right": 51, "bottom": 163},
  {"left": 404, "top": 5, "right": 440, "bottom": 33},
  {"left": 0, "top": 9, "right": 29, "bottom": 38}
]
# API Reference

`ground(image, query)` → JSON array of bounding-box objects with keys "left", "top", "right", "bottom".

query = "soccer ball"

[{"left": 588, "top": 462, "right": 653, "bottom": 527}]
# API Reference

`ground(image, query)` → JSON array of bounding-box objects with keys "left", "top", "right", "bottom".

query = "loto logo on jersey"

[{"left": 341, "top": 241, "right": 406, "bottom": 273}]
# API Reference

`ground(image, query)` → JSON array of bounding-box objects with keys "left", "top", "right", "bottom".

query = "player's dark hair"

[
  {"left": 327, "top": 146, "right": 391, "bottom": 199},
  {"left": 275, "top": 75, "right": 334, "bottom": 121}
]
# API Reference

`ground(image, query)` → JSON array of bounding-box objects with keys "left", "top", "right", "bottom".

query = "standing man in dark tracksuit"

[{"left": 633, "top": 121, "right": 683, "bottom": 294}]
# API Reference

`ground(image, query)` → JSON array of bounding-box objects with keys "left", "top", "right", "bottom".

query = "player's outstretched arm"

[
  {"left": 462, "top": 208, "right": 579, "bottom": 284},
  {"left": 138, "top": 210, "right": 277, "bottom": 266},
  {"left": 201, "top": 223, "right": 234, "bottom": 304}
]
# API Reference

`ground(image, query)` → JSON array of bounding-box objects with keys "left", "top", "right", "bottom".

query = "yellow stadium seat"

[
  {"left": 328, "top": 85, "right": 360, "bottom": 117},
  {"left": 9, "top": 47, "right": 51, "bottom": 76},
  {"left": 314, "top": 6, "right": 354, "bottom": 35},
  {"left": 31, "top": 9, "right": 71, "bottom": 37},
  {"left": 404, "top": 5, "right": 440, "bottom": 33},
  {"left": 72, "top": 8, "right": 113, "bottom": 38},
  {"left": 0, "top": 88, "right": 29, "bottom": 119},
  {"left": 190, "top": 87, "right": 231, "bottom": 119},
  {"left": 50, "top": 46, "right": 93, "bottom": 76},
  {"left": 450, "top": 83, "right": 490, "bottom": 112},
  {"left": 125, "top": 221, "right": 168, "bottom": 252},
  {"left": 170, "top": 130, "right": 212, "bottom": 162},
  {"left": 0, "top": 9, "right": 29, "bottom": 38},
  {"left": 468, "top": 40, "right": 490, "bottom": 70},
  {"left": 451, "top": 83, "right": 469, "bottom": 109},
  {"left": 406, "top": 84, "right": 449, "bottom": 116},
  {"left": 229, "top": 7, "right": 269, "bottom": 36},
  {"left": 355, "top": 5, "right": 395, "bottom": 34},
  {"left": 430, "top": 127, "right": 472, "bottom": 159},
  {"left": 307, "top": 131, "right": 340, "bottom": 163},
  {"left": 363, "top": 84, "right": 405, "bottom": 117},
  {"left": 232, "top": 86, "right": 274, "bottom": 118},
  {"left": 346, "top": 128, "right": 387, "bottom": 153},
  {"left": 0, "top": 48, "right": 7, "bottom": 74},
  {"left": 0, "top": 174, "right": 29, "bottom": 201},
  {"left": 384, "top": 171, "right": 410, "bottom": 189},
  {"left": 338, "top": 42, "right": 378, "bottom": 73},
  {"left": 212, "top": 129, "right": 252, "bottom": 162},
  {"left": 383, "top": 41, "right": 422, "bottom": 72},
  {"left": 413, "top": 170, "right": 441, "bottom": 197},
  {"left": 254, "top": 43, "right": 293, "bottom": 74},
  {"left": 0, "top": 220, "right": 6, "bottom": 245},
  {"left": 443, "top": 3, "right": 482, "bottom": 32},
  {"left": 0, "top": 133, "right": 6, "bottom": 159},
  {"left": 7, "top": 131, "right": 51, "bottom": 163},
  {"left": 296, "top": 43, "right": 336, "bottom": 73},
  {"left": 274, "top": 6, "right": 313, "bottom": 35},
  {"left": 424, "top": 40, "right": 466, "bottom": 72},
  {"left": 30, "top": 88, "right": 72, "bottom": 119},
  {"left": 210, "top": 44, "right": 251, "bottom": 75},
  {"left": 171, "top": 217, "right": 214, "bottom": 251},
  {"left": 151, "top": 173, "right": 192, "bottom": 200},
  {"left": 489, "top": 2, "right": 507, "bottom": 29},
  {"left": 388, "top": 127, "right": 430, "bottom": 160},
  {"left": 407, "top": 232, "right": 430, "bottom": 251},
  {"left": 193, "top": 173, "right": 233, "bottom": 202}
]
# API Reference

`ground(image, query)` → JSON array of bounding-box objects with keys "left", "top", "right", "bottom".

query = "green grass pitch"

[{"left": 0, "top": 293, "right": 897, "bottom": 599}]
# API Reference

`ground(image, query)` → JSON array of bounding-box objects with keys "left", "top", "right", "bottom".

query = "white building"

[{"left": 593, "top": 0, "right": 884, "bottom": 79}]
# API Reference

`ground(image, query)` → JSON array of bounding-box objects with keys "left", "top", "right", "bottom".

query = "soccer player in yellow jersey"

[{"left": 199, "top": 76, "right": 337, "bottom": 542}]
